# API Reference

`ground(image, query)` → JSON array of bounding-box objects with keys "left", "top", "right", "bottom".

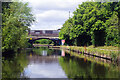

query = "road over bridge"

[{"left": 27, "top": 30, "right": 62, "bottom": 46}]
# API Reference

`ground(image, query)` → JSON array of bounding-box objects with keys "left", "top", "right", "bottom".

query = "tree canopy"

[
  {"left": 59, "top": 2, "right": 120, "bottom": 47},
  {"left": 2, "top": 1, "right": 35, "bottom": 52}
]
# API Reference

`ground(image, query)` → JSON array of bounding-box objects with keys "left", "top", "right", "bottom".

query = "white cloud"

[
  {"left": 23, "top": 0, "right": 83, "bottom": 9},
  {"left": 36, "top": 10, "right": 70, "bottom": 22},
  {"left": 21, "top": 0, "right": 87, "bottom": 30},
  {"left": 24, "top": 62, "right": 67, "bottom": 78}
]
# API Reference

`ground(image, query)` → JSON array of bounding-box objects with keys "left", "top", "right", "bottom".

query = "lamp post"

[{"left": 69, "top": 11, "right": 70, "bottom": 19}]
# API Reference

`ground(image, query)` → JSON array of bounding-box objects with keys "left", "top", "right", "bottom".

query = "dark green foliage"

[
  {"left": 2, "top": 52, "right": 28, "bottom": 78},
  {"left": 92, "top": 30, "right": 106, "bottom": 47},
  {"left": 59, "top": 2, "right": 120, "bottom": 47},
  {"left": 2, "top": 1, "right": 35, "bottom": 52},
  {"left": 34, "top": 39, "right": 54, "bottom": 44},
  {"left": 76, "top": 33, "right": 92, "bottom": 46}
]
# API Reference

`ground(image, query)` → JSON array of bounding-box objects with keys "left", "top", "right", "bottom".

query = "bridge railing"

[{"left": 29, "top": 34, "right": 59, "bottom": 37}]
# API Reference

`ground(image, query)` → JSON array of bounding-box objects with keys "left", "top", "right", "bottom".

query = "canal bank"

[{"left": 49, "top": 45, "right": 119, "bottom": 63}]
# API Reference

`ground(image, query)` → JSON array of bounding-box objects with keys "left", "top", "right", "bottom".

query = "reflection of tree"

[
  {"left": 2, "top": 52, "right": 28, "bottom": 79},
  {"left": 32, "top": 47, "right": 53, "bottom": 56},
  {"left": 93, "top": 63, "right": 106, "bottom": 77},
  {"left": 59, "top": 55, "right": 120, "bottom": 79}
]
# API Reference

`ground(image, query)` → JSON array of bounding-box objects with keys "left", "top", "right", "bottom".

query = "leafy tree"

[
  {"left": 59, "top": 2, "right": 119, "bottom": 47},
  {"left": 59, "top": 18, "right": 74, "bottom": 45},
  {"left": 105, "top": 12, "right": 119, "bottom": 46},
  {"left": 2, "top": 1, "right": 35, "bottom": 52}
]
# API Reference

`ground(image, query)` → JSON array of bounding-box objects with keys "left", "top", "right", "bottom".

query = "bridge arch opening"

[
  {"left": 28, "top": 37, "right": 61, "bottom": 46},
  {"left": 34, "top": 38, "right": 54, "bottom": 45},
  {"left": 30, "top": 38, "right": 61, "bottom": 46}
]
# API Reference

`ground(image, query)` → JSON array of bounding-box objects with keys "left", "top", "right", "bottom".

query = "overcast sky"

[{"left": 22, "top": 0, "right": 87, "bottom": 30}]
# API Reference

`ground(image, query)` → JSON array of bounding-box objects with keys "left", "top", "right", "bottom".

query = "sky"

[{"left": 21, "top": 0, "right": 87, "bottom": 30}]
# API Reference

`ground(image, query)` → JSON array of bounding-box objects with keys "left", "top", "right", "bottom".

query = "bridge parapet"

[
  {"left": 27, "top": 36, "right": 59, "bottom": 40},
  {"left": 29, "top": 30, "right": 59, "bottom": 37}
]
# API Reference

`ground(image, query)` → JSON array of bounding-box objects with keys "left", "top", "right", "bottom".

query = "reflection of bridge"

[
  {"left": 28, "top": 55, "right": 59, "bottom": 63},
  {"left": 27, "top": 30, "right": 61, "bottom": 46}
]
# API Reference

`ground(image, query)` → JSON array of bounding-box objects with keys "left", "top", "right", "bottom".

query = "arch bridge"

[{"left": 27, "top": 30, "right": 61, "bottom": 46}]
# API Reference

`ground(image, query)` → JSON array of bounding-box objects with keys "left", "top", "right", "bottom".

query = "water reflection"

[
  {"left": 2, "top": 52, "right": 29, "bottom": 78},
  {"left": 59, "top": 52, "right": 120, "bottom": 79},
  {"left": 61, "top": 49, "right": 65, "bottom": 57},
  {"left": 2, "top": 47, "right": 120, "bottom": 79},
  {"left": 42, "top": 50, "right": 47, "bottom": 56},
  {"left": 21, "top": 47, "right": 67, "bottom": 78}
]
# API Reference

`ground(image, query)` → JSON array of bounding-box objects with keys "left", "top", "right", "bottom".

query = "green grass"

[
  {"left": 61, "top": 45, "right": 119, "bottom": 61},
  {"left": 65, "top": 50, "right": 110, "bottom": 67}
]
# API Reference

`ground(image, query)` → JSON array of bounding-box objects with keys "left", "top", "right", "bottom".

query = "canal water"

[{"left": 2, "top": 47, "right": 120, "bottom": 79}]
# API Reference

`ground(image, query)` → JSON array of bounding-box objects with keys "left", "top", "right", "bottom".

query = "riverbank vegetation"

[
  {"left": 59, "top": 2, "right": 120, "bottom": 47},
  {"left": 59, "top": 2, "right": 120, "bottom": 61},
  {"left": 2, "top": 1, "right": 35, "bottom": 53},
  {"left": 61, "top": 46, "right": 118, "bottom": 61}
]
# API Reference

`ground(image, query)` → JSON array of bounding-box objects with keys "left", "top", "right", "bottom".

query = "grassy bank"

[{"left": 61, "top": 45, "right": 119, "bottom": 62}]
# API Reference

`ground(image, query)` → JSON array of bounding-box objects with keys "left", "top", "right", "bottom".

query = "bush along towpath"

[{"left": 60, "top": 46, "right": 119, "bottom": 62}]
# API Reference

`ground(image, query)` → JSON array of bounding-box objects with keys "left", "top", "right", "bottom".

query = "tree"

[
  {"left": 59, "top": 2, "right": 119, "bottom": 47},
  {"left": 2, "top": 1, "right": 35, "bottom": 52},
  {"left": 59, "top": 18, "right": 74, "bottom": 45}
]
